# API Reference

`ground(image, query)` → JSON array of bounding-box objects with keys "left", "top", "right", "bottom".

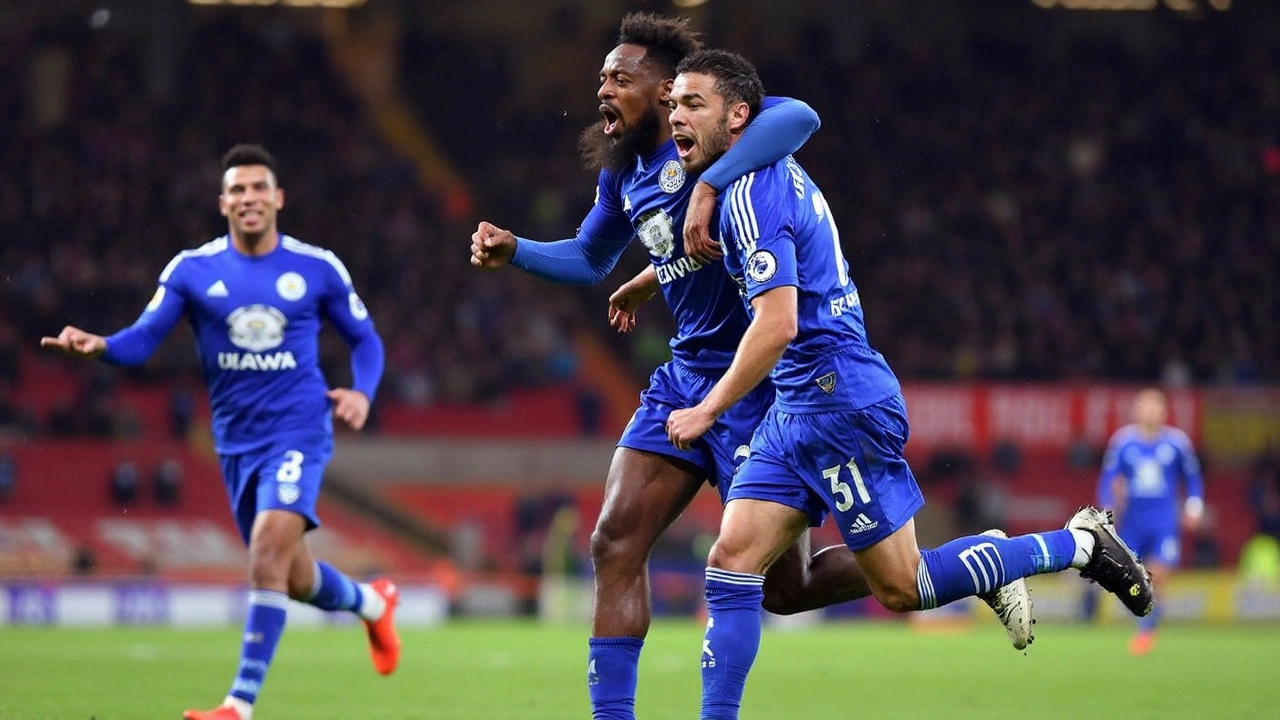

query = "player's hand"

[
  {"left": 39, "top": 326, "right": 107, "bottom": 359},
  {"left": 666, "top": 405, "right": 716, "bottom": 451},
  {"left": 470, "top": 221, "right": 517, "bottom": 269},
  {"left": 682, "top": 181, "right": 722, "bottom": 264},
  {"left": 326, "top": 388, "right": 371, "bottom": 432},
  {"left": 1182, "top": 509, "right": 1204, "bottom": 532},
  {"left": 608, "top": 278, "right": 657, "bottom": 334}
]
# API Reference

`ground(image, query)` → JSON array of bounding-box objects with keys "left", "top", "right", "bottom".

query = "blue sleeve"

[
  {"left": 319, "top": 255, "right": 385, "bottom": 401},
  {"left": 510, "top": 174, "right": 635, "bottom": 285},
  {"left": 723, "top": 172, "right": 799, "bottom": 301},
  {"left": 102, "top": 281, "right": 187, "bottom": 367},
  {"left": 1179, "top": 438, "right": 1205, "bottom": 502},
  {"left": 1097, "top": 438, "right": 1124, "bottom": 507},
  {"left": 699, "top": 96, "right": 820, "bottom": 192}
]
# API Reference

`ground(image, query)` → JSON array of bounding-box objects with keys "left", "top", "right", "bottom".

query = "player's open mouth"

[
  {"left": 673, "top": 134, "right": 695, "bottom": 158},
  {"left": 600, "top": 104, "right": 620, "bottom": 135},
  {"left": 241, "top": 211, "right": 263, "bottom": 224}
]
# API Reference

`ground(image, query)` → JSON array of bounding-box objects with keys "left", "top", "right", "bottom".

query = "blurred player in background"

[
  {"left": 41, "top": 144, "right": 399, "bottom": 720},
  {"left": 1098, "top": 388, "right": 1205, "bottom": 655},
  {"left": 659, "top": 49, "right": 1156, "bottom": 719}
]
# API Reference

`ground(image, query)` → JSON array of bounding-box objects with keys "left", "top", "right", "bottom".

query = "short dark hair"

[
  {"left": 221, "top": 144, "right": 278, "bottom": 179},
  {"left": 676, "top": 49, "right": 764, "bottom": 122},
  {"left": 616, "top": 12, "right": 703, "bottom": 79}
]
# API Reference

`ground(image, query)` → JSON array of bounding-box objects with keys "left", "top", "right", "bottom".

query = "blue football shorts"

[
  {"left": 618, "top": 359, "right": 774, "bottom": 502},
  {"left": 728, "top": 393, "right": 925, "bottom": 551},
  {"left": 219, "top": 431, "right": 333, "bottom": 545},
  {"left": 1119, "top": 520, "right": 1181, "bottom": 567}
]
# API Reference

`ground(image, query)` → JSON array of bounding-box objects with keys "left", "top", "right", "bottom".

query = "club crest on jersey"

[
  {"left": 276, "top": 272, "right": 306, "bottom": 301},
  {"left": 746, "top": 250, "right": 777, "bottom": 283},
  {"left": 659, "top": 159, "right": 686, "bottom": 193},
  {"left": 816, "top": 372, "right": 837, "bottom": 395},
  {"left": 227, "top": 304, "right": 287, "bottom": 352},
  {"left": 637, "top": 208, "right": 675, "bottom": 259}
]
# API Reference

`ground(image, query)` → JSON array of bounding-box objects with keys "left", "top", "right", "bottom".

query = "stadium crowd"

[{"left": 1, "top": 11, "right": 1276, "bottom": 440}]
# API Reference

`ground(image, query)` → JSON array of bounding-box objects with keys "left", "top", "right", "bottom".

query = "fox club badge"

[{"left": 659, "top": 159, "right": 686, "bottom": 193}]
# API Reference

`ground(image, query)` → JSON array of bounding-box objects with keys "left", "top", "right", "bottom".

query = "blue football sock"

[
  {"left": 700, "top": 568, "right": 765, "bottom": 720},
  {"left": 306, "top": 561, "right": 363, "bottom": 613},
  {"left": 917, "top": 530, "right": 1077, "bottom": 610},
  {"left": 228, "top": 589, "right": 289, "bottom": 705},
  {"left": 587, "top": 636, "right": 643, "bottom": 720}
]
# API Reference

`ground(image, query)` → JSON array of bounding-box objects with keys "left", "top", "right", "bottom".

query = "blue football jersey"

[
  {"left": 105, "top": 235, "right": 381, "bottom": 455},
  {"left": 597, "top": 140, "right": 750, "bottom": 372},
  {"left": 716, "top": 157, "right": 899, "bottom": 412},
  {"left": 1098, "top": 424, "right": 1205, "bottom": 526}
]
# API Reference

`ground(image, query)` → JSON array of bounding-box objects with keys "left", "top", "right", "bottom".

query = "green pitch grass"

[{"left": 1, "top": 620, "right": 1275, "bottom": 719}]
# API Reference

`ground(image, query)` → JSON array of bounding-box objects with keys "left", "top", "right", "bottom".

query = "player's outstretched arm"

[
  {"left": 478, "top": 200, "right": 635, "bottom": 286},
  {"left": 607, "top": 266, "right": 659, "bottom": 334},
  {"left": 684, "top": 97, "right": 821, "bottom": 263},
  {"left": 39, "top": 326, "right": 107, "bottom": 359}
]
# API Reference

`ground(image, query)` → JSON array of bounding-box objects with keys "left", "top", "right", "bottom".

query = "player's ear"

[
  {"left": 659, "top": 78, "right": 673, "bottom": 103},
  {"left": 727, "top": 101, "right": 751, "bottom": 134},
  {"left": 218, "top": 193, "right": 230, "bottom": 218},
  {"left": 274, "top": 188, "right": 285, "bottom": 211}
]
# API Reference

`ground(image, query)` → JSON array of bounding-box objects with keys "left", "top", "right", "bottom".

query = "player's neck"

[
  {"left": 231, "top": 229, "right": 280, "bottom": 257},
  {"left": 645, "top": 129, "right": 673, "bottom": 157},
  {"left": 1138, "top": 424, "right": 1162, "bottom": 439}
]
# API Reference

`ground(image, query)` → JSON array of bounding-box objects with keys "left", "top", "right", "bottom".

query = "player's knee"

[
  {"left": 707, "top": 539, "right": 758, "bottom": 575},
  {"left": 589, "top": 521, "right": 644, "bottom": 572},
  {"left": 247, "top": 541, "right": 294, "bottom": 587},
  {"left": 872, "top": 581, "right": 920, "bottom": 613}
]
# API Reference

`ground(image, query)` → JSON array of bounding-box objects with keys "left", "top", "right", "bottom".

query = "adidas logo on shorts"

[{"left": 849, "top": 513, "right": 879, "bottom": 535}]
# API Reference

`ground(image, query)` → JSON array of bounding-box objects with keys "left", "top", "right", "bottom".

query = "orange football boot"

[
  {"left": 1128, "top": 631, "right": 1156, "bottom": 656},
  {"left": 183, "top": 705, "right": 246, "bottom": 720},
  {"left": 364, "top": 578, "right": 401, "bottom": 675}
]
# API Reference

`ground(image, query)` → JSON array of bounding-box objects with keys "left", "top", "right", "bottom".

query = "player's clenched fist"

[
  {"left": 666, "top": 405, "right": 717, "bottom": 451},
  {"left": 470, "top": 221, "right": 518, "bottom": 268},
  {"left": 40, "top": 326, "right": 107, "bottom": 359}
]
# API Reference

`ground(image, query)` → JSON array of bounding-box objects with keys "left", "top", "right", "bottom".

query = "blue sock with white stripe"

[
  {"left": 916, "top": 530, "right": 1076, "bottom": 609},
  {"left": 587, "top": 636, "right": 643, "bottom": 720},
  {"left": 307, "top": 561, "right": 362, "bottom": 613},
  {"left": 228, "top": 589, "right": 289, "bottom": 706},
  {"left": 700, "top": 568, "right": 765, "bottom": 720}
]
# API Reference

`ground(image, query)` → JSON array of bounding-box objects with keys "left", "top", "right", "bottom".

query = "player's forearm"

[
  {"left": 511, "top": 235, "right": 617, "bottom": 285},
  {"left": 700, "top": 96, "right": 820, "bottom": 191},
  {"left": 698, "top": 315, "right": 794, "bottom": 417},
  {"left": 348, "top": 331, "right": 385, "bottom": 402},
  {"left": 624, "top": 265, "right": 659, "bottom": 294},
  {"left": 101, "top": 324, "right": 165, "bottom": 366}
]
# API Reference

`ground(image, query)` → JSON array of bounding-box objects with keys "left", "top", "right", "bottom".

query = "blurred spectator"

[
  {"left": 153, "top": 457, "right": 183, "bottom": 507},
  {"left": 109, "top": 460, "right": 139, "bottom": 505},
  {"left": 71, "top": 545, "right": 97, "bottom": 576},
  {"left": 169, "top": 383, "right": 195, "bottom": 441},
  {"left": 1248, "top": 444, "right": 1280, "bottom": 540},
  {"left": 0, "top": 382, "right": 38, "bottom": 438},
  {"left": 0, "top": 451, "right": 15, "bottom": 502}
]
